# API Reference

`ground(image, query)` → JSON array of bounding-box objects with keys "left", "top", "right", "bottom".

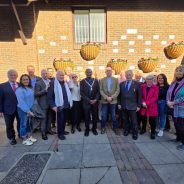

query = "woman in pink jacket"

[{"left": 140, "top": 75, "right": 159, "bottom": 139}]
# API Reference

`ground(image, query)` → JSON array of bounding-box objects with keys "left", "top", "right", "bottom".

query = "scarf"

[{"left": 54, "top": 78, "right": 73, "bottom": 108}]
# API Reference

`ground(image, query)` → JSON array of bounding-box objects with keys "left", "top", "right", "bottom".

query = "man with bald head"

[
  {"left": 0, "top": 69, "right": 20, "bottom": 145},
  {"left": 80, "top": 68, "right": 100, "bottom": 136},
  {"left": 119, "top": 70, "right": 142, "bottom": 140},
  {"left": 35, "top": 69, "right": 52, "bottom": 140},
  {"left": 48, "top": 70, "right": 73, "bottom": 140},
  {"left": 100, "top": 67, "right": 120, "bottom": 134}
]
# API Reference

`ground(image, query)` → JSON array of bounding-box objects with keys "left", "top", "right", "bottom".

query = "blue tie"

[{"left": 126, "top": 81, "right": 129, "bottom": 92}]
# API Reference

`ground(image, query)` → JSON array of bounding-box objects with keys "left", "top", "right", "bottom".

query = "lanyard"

[{"left": 84, "top": 78, "right": 95, "bottom": 92}]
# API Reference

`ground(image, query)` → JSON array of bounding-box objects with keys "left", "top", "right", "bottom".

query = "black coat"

[
  {"left": 119, "top": 80, "right": 142, "bottom": 111},
  {"left": 80, "top": 78, "right": 100, "bottom": 105}
]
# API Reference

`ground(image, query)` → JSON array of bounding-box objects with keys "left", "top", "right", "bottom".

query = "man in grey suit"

[
  {"left": 119, "top": 70, "right": 142, "bottom": 140},
  {"left": 35, "top": 69, "right": 52, "bottom": 140}
]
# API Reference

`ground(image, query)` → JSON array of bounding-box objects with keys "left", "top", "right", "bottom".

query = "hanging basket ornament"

[
  {"left": 107, "top": 59, "right": 127, "bottom": 74},
  {"left": 53, "top": 58, "right": 74, "bottom": 72},
  {"left": 138, "top": 57, "right": 158, "bottom": 73},
  {"left": 80, "top": 42, "right": 100, "bottom": 61},
  {"left": 164, "top": 41, "right": 184, "bottom": 59}
]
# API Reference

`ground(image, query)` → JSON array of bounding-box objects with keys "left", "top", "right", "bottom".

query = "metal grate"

[{"left": 0, "top": 153, "right": 51, "bottom": 184}]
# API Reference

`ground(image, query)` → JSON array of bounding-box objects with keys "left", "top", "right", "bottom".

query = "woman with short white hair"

[{"left": 140, "top": 74, "right": 159, "bottom": 139}]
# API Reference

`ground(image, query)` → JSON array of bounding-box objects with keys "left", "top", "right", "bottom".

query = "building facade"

[{"left": 0, "top": 0, "right": 184, "bottom": 82}]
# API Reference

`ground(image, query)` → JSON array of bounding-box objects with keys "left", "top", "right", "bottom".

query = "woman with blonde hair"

[{"left": 167, "top": 65, "right": 184, "bottom": 150}]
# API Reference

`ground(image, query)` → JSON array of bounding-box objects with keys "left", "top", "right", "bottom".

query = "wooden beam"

[{"left": 11, "top": 0, "right": 27, "bottom": 45}]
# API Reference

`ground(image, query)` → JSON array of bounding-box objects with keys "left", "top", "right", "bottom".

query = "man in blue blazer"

[{"left": 0, "top": 69, "right": 20, "bottom": 145}]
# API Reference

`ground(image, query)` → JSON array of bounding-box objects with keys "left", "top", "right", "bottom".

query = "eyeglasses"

[{"left": 72, "top": 76, "right": 77, "bottom": 79}]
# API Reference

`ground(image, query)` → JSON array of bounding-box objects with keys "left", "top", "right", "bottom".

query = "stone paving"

[{"left": 0, "top": 117, "right": 184, "bottom": 184}]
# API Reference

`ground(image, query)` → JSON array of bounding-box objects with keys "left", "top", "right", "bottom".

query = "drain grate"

[{"left": 0, "top": 153, "right": 51, "bottom": 184}]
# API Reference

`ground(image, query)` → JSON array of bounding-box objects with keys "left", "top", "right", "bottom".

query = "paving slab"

[
  {"left": 135, "top": 142, "right": 182, "bottom": 165},
  {"left": 82, "top": 144, "right": 116, "bottom": 167},
  {"left": 82, "top": 166, "right": 122, "bottom": 184},
  {"left": 42, "top": 169, "right": 80, "bottom": 184},
  {"left": 84, "top": 133, "right": 109, "bottom": 144},
  {"left": 47, "top": 144, "right": 83, "bottom": 169},
  {"left": 153, "top": 164, "right": 184, "bottom": 184},
  {"left": 59, "top": 131, "right": 84, "bottom": 145},
  {"left": 160, "top": 141, "right": 184, "bottom": 162}
]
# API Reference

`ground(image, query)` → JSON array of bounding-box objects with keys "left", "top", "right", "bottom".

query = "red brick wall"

[{"left": 0, "top": 0, "right": 184, "bottom": 82}]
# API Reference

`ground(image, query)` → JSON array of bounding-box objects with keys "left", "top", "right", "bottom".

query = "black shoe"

[
  {"left": 42, "top": 134, "right": 48, "bottom": 140},
  {"left": 101, "top": 128, "right": 106, "bottom": 134},
  {"left": 123, "top": 131, "right": 129, "bottom": 136},
  {"left": 150, "top": 134, "right": 155, "bottom": 139},
  {"left": 71, "top": 128, "right": 75, "bottom": 134},
  {"left": 58, "top": 135, "right": 66, "bottom": 140},
  {"left": 9, "top": 139, "right": 17, "bottom": 145},
  {"left": 132, "top": 134, "right": 138, "bottom": 140},
  {"left": 84, "top": 130, "right": 89, "bottom": 137},
  {"left": 47, "top": 131, "right": 55, "bottom": 135},
  {"left": 64, "top": 131, "right": 69, "bottom": 135},
  {"left": 76, "top": 126, "right": 82, "bottom": 132},
  {"left": 140, "top": 130, "right": 146, "bottom": 135},
  {"left": 113, "top": 129, "right": 118, "bottom": 135},
  {"left": 92, "top": 129, "right": 98, "bottom": 135}
]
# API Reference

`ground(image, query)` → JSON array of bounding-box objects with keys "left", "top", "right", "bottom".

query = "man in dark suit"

[
  {"left": 80, "top": 68, "right": 100, "bottom": 136},
  {"left": 47, "top": 68, "right": 56, "bottom": 128},
  {"left": 119, "top": 70, "right": 142, "bottom": 140},
  {"left": 27, "top": 65, "right": 41, "bottom": 88},
  {"left": 0, "top": 69, "right": 20, "bottom": 145},
  {"left": 35, "top": 69, "right": 53, "bottom": 140}
]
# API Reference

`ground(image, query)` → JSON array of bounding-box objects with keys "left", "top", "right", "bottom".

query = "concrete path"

[{"left": 0, "top": 117, "right": 183, "bottom": 184}]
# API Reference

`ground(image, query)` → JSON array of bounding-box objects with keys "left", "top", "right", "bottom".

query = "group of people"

[{"left": 0, "top": 64, "right": 184, "bottom": 151}]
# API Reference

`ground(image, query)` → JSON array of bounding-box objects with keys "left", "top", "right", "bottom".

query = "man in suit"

[
  {"left": 27, "top": 65, "right": 41, "bottom": 88},
  {"left": 48, "top": 70, "right": 72, "bottom": 140},
  {"left": 119, "top": 70, "right": 142, "bottom": 140},
  {"left": 47, "top": 68, "right": 56, "bottom": 128},
  {"left": 100, "top": 67, "right": 120, "bottom": 134},
  {"left": 35, "top": 69, "right": 53, "bottom": 140},
  {"left": 80, "top": 68, "right": 100, "bottom": 136},
  {"left": 0, "top": 69, "right": 20, "bottom": 145}
]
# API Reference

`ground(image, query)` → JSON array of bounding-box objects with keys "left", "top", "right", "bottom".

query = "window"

[{"left": 74, "top": 9, "right": 106, "bottom": 43}]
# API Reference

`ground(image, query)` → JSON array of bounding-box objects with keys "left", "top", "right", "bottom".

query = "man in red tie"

[{"left": 0, "top": 69, "right": 20, "bottom": 145}]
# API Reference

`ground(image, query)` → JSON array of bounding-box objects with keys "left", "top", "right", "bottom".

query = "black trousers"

[
  {"left": 56, "top": 108, "right": 69, "bottom": 136},
  {"left": 40, "top": 109, "right": 52, "bottom": 134},
  {"left": 4, "top": 111, "right": 20, "bottom": 140},
  {"left": 175, "top": 123, "right": 184, "bottom": 144},
  {"left": 71, "top": 101, "right": 82, "bottom": 128},
  {"left": 141, "top": 116, "right": 156, "bottom": 134},
  {"left": 122, "top": 109, "right": 138, "bottom": 135},
  {"left": 137, "top": 112, "right": 142, "bottom": 129},
  {"left": 83, "top": 103, "right": 98, "bottom": 131}
]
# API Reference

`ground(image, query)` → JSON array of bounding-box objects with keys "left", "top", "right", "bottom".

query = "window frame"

[{"left": 72, "top": 7, "right": 107, "bottom": 44}]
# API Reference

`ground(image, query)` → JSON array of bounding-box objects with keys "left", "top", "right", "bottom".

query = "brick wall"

[{"left": 0, "top": 0, "right": 184, "bottom": 82}]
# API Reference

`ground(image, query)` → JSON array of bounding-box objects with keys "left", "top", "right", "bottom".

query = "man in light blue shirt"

[{"left": 27, "top": 65, "right": 41, "bottom": 88}]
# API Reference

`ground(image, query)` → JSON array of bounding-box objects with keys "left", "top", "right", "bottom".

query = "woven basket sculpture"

[
  {"left": 164, "top": 45, "right": 184, "bottom": 59},
  {"left": 138, "top": 58, "right": 158, "bottom": 73},
  {"left": 53, "top": 59, "right": 74, "bottom": 72},
  {"left": 107, "top": 59, "right": 127, "bottom": 74},
  {"left": 80, "top": 44, "right": 100, "bottom": 61}
]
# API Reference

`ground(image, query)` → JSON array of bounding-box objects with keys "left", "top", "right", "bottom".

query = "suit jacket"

[
  {"left": 100, "top": 77, "right": 120, "bottom": 104},
  {"left": 140, "top": 83, "right": 159, "bottom": 117},
  {"left": 35, "top": 79, "right": 50, "bottom": 110},
  {"left": 0, "top": 82, "right": 19, "bottom": 115},
  {"left": 119, "top": 80, "right": 142, "bottom": 111},
  {"left": 80, "top": 78, "right": 100, "bottom": 105}
]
